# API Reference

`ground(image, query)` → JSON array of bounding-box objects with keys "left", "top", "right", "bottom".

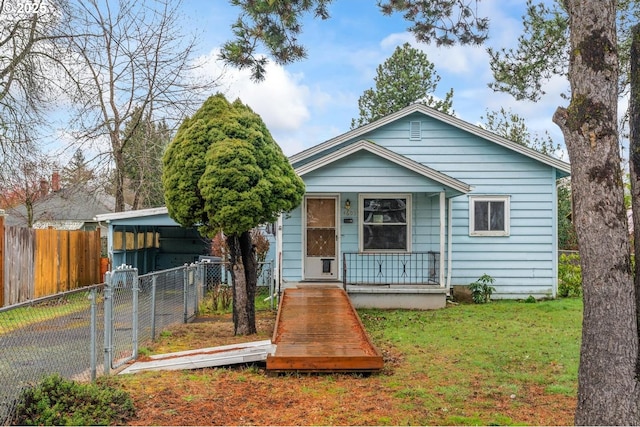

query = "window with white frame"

[
  {"left": 360, "top": 194, "right": 411, "bottom": 251},
  {"left": 469, "top": 195, "right": 510, "bottom": 236}
]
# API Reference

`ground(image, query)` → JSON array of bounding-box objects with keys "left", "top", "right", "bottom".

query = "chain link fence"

[{"left": 0, "top": 260, "right": 275, "bottom": 425}]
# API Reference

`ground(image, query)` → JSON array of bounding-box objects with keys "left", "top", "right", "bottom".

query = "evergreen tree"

[
  {"left": 351, "top": 42, "right": 454, "bottom": 129},
  {"left": 62, "top": 149, "right": 95, "bottom": 188},
  {"left": 481, "top": 107, "right": 558, "bottom": 155},
  {"left": 221, "top": 0, "right": 488, "bottom": 81},
  {"left": 122, "top": 107, "right": 169, "bottom": 209},
  {"left": 163, "top": 94, "right": 304, "bottom": 335}
]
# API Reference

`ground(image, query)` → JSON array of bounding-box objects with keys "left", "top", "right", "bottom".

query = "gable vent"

[{"left": 410, "top": 121, "right": 421, "bottom": 141}]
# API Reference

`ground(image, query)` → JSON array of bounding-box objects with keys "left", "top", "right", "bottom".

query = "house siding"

[
  {"left": 383, "top": 115, "right": 558, "bottom": 296},
  {"left": 285, "top": 109, "right": 567, "bottom": 298}
]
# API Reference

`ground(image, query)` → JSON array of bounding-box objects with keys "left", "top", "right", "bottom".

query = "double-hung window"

[
  {"left": 469, "top": 195, "right": 510, "bottom": 236},
  {"left": 360, "top": 194, "right": 411, "bottom": 251}
]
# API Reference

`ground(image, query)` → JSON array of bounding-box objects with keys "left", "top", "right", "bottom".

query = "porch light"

[{"left": 344, "top": 199, "right": 351, "bottom": 210}]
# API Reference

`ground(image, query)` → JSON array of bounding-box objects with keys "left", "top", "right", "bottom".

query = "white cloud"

[{"left": 193, "top": 49, "right": 319, "bottom": 154}]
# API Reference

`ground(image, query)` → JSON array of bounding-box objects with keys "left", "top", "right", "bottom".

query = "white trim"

[
  {"left": 359, "top": 193, "right": 412, "bottom": 252},
  {"left": 551, "top": 170, "right": 559, "bottom": 298},
  {"left": 295, "top": 139, "right": 471, "bottom": 195},
  {"left": 446, "top": 198, "right": 453, "bottom": 292},
  {"left": 289, "top": 103, "right": 570, "bottom": 176},
  {"left": 469, "top": 195, "right": 511, "bottom": 236},
  {"left": 276, "top": 214, "right": 283, "bottom": 292},
  {"left": 439, "top": 191, "right": 445, "bottom": 287},
  {"left": 95, "top": 207, "right": 168, "bottom": 222}
]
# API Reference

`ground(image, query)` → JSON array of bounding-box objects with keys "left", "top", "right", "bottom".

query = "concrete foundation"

[{"left": 346, "top": 286, "right": 447, "bottom": 310}]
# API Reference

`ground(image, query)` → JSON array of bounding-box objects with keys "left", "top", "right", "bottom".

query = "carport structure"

[{"left": 95, "top": 207, "right": 210, "bottom": 275}]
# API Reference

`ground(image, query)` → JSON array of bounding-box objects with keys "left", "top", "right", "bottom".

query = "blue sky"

[{"left": 182, "top": 0, "right": 569, "bottom": 158}]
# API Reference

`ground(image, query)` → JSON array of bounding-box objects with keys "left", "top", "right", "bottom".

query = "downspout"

[
  {"left": 439, "top": 191, "right": 446, "bottom": 288},
  {"left": 552, "top": 174, "right": 559, "bottom": 298},
  {"left": 447, "top": 198, "right": 453, "bottom": 294},
  {"left": 276, "top": 214, "right": 283, "bottom": 297}
]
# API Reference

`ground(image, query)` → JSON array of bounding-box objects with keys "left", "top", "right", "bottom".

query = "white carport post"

[{"left": 439, "top": 191, "right": 446, "bottom": 287}]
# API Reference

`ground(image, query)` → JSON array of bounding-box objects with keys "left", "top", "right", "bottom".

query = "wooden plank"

[
  {"left": 93, "top": 229, "right": 101, "bottom": 284},
  {"left": 267, "top": 287, "right": 384, "bottom": 372},
  {"left": 69, "top": 231, "right": 80, "bottom": 289},
  {"left": 59, "top": 230, "right": 70, "bottom": 292},
  {"left": 119, "top": 340, "right": 276, "bottom": 375}
]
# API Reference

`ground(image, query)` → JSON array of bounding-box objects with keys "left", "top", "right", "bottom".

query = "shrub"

[
  {"left": 12, "top": 374, "right": 135, "bottom": 426},
  {"left": 468, "top": 274, "right": 496, "bottom": 304},
  {"left": 200, "top": 284, "right": 234, "bottom": 314},
  {"left": 558, "top": 253, "right": 582, "bottom": 297}
]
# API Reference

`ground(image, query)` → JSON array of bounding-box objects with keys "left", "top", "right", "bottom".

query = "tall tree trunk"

[
  {"left": 113, "top": 147, "right": 126, "bottom": 213},
  {"left": 227, "top": 231, "right": 257, "bottom": 335},
  {"left": 554, "top": 1, "right": 640, "bottom": 424},
  {"left": 630, "top": 24, "right": 640, "bottom": 375},
  {"left": 240, "top": 230, "right": 257, "bottom": 332}
]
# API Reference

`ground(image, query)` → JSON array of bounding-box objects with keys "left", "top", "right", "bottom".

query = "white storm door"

[{"left": 304, "top": 196, "right": 338, "bottom": 280}]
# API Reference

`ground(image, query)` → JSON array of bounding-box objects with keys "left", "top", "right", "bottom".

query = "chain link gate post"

[
  {"left": 90, "top": 287, "right": 98, "bottom": 381},
  {"left": 151, "top": 274, "right": 157, "bottom": 341},
  {"left": 182, "top": 263, "right": 199, "bottom": 323},
  {"left": 104, "top": 265, "right": 139, "bottom": 372},
  {"left": 103, "top": 271, "right": 113, "bottom": 376},
  {"left": 183, "top": 265, "right": 188, "bottom": 323}
]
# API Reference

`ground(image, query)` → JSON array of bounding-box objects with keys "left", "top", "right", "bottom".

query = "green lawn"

[
  {"left": 361, "top": 298, "right": 581, "bottom": 397},
  {"left": 117, "top": 297, "right": 582, "bottom": 426}
]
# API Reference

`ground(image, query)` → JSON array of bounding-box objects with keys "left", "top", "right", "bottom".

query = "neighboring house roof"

[
  {"left": 295, "top": 139, "right": 472, "bottom": 195},
  {"left": 290, "top": 103, "right": 571, "bottom": 178},
  {"left": 32, "top": 220, "right": 87, "bottom": 230},
  {"left": 4, "top": 185, "right": 118, "bottom": 228}
]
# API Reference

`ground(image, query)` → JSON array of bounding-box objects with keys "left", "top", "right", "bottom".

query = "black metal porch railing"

[{"left": 342, "top": 251, "right": 440, "bottom": 287}]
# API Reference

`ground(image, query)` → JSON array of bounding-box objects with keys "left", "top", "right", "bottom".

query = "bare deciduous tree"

[
  {"left": 0, "top": 150, "right": 56, "bottom": 227},
  {"left": 0, "top": 0, "right": 71, "bottom": 163},
  {"left": 62, "top": 0, "right": 218, "bottom": 211}
]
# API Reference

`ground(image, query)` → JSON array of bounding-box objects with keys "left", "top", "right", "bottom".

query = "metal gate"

[
  {"left": 104, "top": 266, "right": 139, "bottom": 373},
  {"left": 184, "top": 263, "right": 200, "bottom": 323}
]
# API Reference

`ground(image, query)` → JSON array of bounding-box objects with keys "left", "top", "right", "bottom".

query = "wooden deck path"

[{"left": 266, "top": 287, "right": 384, "bottom": 372}]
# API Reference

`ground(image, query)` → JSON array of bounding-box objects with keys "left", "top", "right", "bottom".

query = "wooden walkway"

[{"left": 266, "top": 287, "right": 384, "bottom": 372}]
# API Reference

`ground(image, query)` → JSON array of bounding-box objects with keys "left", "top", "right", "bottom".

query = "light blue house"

[{"left": 276, "top": 103, "right": 571, "bottom": 309}]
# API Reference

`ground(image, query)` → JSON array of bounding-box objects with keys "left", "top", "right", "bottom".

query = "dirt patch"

[{"left": 118, "top": 311, "right": 576, "bottom": 426}]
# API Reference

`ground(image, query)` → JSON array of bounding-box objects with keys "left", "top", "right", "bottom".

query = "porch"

[
  {"left": 342, "top": 251, "right": 440, "bottom": 286},
  {"left": 342, "top": 251, "right": 446, "bottom": 309},
  {"left": 283, "top": 252, "right": 447, "bottom": 310}
]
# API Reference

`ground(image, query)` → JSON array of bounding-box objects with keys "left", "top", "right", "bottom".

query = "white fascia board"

[{"left": 94, "top": 206, "right": 169, "bottom": 222}]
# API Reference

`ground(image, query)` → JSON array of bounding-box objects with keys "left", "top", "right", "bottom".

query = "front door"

[{"left": 304, "top": 196, "right": 338, "bottom": 280}]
